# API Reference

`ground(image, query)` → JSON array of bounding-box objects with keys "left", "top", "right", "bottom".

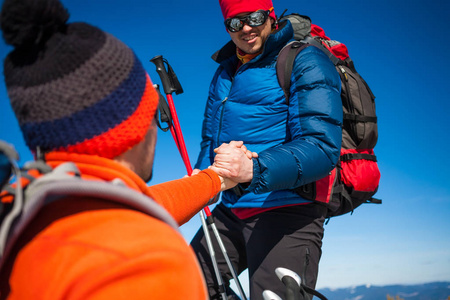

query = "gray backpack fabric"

[{"left": 0, "top": 154, "right": 178, "bottom": 272}]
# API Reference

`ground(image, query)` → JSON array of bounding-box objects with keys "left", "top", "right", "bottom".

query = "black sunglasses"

[{"left": 224, "top": 8, "right": 273, "bottom": 32}]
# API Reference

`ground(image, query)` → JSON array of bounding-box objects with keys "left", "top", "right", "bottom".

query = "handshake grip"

[{"left": 209, "top": 141, "right": 257, "bottom": 185}]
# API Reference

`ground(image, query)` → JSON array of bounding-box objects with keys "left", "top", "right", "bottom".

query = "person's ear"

[{"left": 270, "top": 18, "right": 276, "bottom": 29}]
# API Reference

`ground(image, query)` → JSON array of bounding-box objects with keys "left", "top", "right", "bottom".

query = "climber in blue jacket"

[{"left": 190, "top": 0, "right": 342, "bottom": 299}]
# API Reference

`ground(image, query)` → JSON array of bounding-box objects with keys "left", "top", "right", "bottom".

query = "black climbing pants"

[{"left": 190, "top": 202, "right": 327, "bottom": 300}]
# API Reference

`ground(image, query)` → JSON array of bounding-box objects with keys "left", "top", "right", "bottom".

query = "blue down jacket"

[{"left": 195, "top": 20, "right": 343, "bottom": 209}]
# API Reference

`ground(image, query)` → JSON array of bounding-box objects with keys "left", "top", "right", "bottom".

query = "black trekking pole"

[
  {"left": 150, "top": 55, "right": 247, "bottom": 300},
  {"left": 276, "top": 268, "right": 302, "bottom": 300}
]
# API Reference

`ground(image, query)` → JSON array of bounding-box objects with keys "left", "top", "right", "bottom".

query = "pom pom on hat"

[
  {"left": 0, "top": 0, "right": 159, "bottom": 159},
  {"left": 219, "top": 0, "right": 276, "bottom": 20},
  {"left": 1, "top": 0, "right": 69, "bottom": 47}
]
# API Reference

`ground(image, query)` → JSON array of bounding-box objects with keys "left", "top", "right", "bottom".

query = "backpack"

[
  {"left": 0, "top": 141, "right": 179, "bottom": 273},
  {"left": 276, "top": 13, "right": 381, "bottom": 218}
]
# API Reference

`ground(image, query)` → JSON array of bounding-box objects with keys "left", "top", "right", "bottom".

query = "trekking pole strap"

[
  {"left": 153, "top": 84, "right": 173, "bottom": 132},
  {"left": 301, "top": 284, "right": 328, "bottom": 300}
]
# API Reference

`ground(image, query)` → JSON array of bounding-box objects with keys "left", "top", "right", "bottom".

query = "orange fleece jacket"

[{"left": 1, "top": 152, "right": 221, "bottom": 300}]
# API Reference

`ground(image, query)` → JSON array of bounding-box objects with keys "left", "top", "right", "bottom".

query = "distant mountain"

[{"left": 317, "top": 281, "right": 450, "bottom": 300}]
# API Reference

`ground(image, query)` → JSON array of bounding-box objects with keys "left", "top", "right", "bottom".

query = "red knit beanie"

[{"left": 219, "top": 0, "right": 276, "bottom": 20}]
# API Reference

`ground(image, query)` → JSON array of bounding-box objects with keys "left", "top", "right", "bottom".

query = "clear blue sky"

[{"left": 0, "top": 0, "right": 449, "bottom": 291}]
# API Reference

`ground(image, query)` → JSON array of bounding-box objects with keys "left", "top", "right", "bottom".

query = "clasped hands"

[{"left": 192, "top": 141, "right": 258, "bottom": 191}]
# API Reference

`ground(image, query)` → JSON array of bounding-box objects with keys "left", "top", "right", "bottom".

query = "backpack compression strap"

[{"left": 303, "top": 36, "right": 341, "bottom": 65}]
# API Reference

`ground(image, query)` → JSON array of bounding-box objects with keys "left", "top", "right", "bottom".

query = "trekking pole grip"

[{"left": 150, "top": 55, "right": 176, "bottom": 95}]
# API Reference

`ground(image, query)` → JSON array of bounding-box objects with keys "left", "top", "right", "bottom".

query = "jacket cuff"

[{"left": 245, "top": 157, "right": 260, "bottom": 192}]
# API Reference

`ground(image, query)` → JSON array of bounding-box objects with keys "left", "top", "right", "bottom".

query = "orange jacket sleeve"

[{"left": 146, "top": 169, "right": 221, "bottom": 225}]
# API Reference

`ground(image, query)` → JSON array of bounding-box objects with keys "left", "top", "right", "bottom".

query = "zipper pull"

[
  {"left": 222, "top": 97, "right": 228, "bottom": 103},
  {"left": 339, "top": 66, "right": 348, "bottom": 81}
]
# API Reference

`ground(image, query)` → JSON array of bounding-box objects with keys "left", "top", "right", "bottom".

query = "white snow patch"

[{"left": 398, "top": 292, "right": 419, "bottom": 297}]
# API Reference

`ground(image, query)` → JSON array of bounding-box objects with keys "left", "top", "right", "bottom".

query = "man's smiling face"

[{"left": 228, "top": 12, "right": 274, "bottom": 54}]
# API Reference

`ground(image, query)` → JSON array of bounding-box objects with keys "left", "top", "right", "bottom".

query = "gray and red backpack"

[
  {"left": 276, "top": 13, "right": 381, "bottom": 218},
  {"left": 0, "top": 141, "right": 178, "bottom": 276}
]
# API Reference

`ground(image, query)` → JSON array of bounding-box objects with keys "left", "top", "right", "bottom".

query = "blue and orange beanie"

[{"left": 0, "top": 0, "right": 159, "bottom": 159}]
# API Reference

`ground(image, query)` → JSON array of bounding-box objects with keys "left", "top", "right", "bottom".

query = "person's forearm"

[{"left": 147, "top": 169, "right": 221, "bottom": 225}]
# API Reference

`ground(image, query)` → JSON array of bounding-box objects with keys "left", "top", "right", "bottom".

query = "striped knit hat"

[{"left": 0, "top": 0, "right": 159, "bottom": 159}]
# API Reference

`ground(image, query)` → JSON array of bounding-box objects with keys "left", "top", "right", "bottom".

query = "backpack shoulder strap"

[
  {"left": 276, "top": 35, "right": 347, "bottom": 105},
  {"left": 0, "top": 162, "right": 178, "bottom": 271},
  {"left": 276, "top": 41, "right": 310, "bottom": 104}
]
